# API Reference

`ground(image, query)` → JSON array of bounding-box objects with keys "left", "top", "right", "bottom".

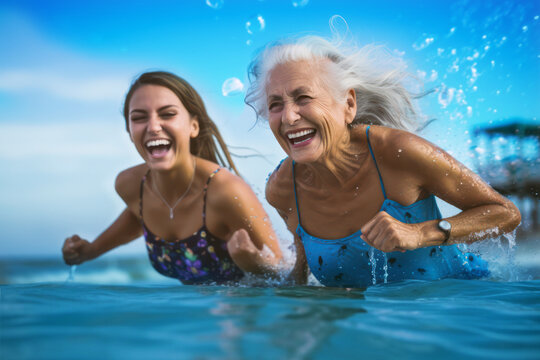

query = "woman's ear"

[
  {"left": 190, "top": 117, "right": 200, "bottom": 138},
  {"left": 345, "top": 88, "right": 357, "bottom": 125}
]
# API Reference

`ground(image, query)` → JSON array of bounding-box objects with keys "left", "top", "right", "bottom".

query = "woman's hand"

[
  {"left": 227, "top": 229, "right": 280, "bottom": 276},
  {"left": 62, "top": 235, "right": 93, "bottom": 265},
  {"left": 360, "top": 211, "right": 424, "bottom": 253}
]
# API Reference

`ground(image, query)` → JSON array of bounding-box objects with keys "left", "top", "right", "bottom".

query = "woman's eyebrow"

[
  {"left": 130, "top": 105, "right": 178, "bottom": 114},
  {"left": 157, "top": 105, "right": 178, "bottom": 112},
  {"left": 290, "top": 86, "right": 311, "bottom": 97}
]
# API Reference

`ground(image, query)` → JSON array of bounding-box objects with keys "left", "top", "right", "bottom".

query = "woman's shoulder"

[
  {"left": 367, "top": 125, "right": 440, "bottom": 169},
  {"left": 265, "top": 157, "right": 294, "bottom": 210},
  {"left": 115, "top": 164, "right": 148, "bottom": 203}
]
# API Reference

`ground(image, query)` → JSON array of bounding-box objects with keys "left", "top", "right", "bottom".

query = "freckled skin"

[{"left": 265, "top": 60, "right": 521, "bottom": 285}]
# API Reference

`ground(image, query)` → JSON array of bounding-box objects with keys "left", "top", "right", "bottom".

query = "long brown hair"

[{"left": 123, "top": 71, "right": 239, "bottom": 175}]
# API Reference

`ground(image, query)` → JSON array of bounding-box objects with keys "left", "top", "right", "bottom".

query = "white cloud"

[
  {"left": 0, "top": 122, "right": 137, "bottom": 159},
  {"left": 0, "top": 69, "right": 128, "bottom": 102}
]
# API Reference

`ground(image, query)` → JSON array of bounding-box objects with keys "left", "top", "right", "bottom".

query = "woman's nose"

[
  {"left": 147, "top": 114, "right": 162, "bottom": 133},
  {"left": 282, "top": 103, "right": 300, "bottom": 125}
]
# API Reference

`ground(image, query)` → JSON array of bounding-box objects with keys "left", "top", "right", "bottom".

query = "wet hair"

[
  {"left": 245, "top": 36, "right": 420, "bottom": 132},
  {"left": 123, "top": 71, "right": 239, "bottom": 174}
]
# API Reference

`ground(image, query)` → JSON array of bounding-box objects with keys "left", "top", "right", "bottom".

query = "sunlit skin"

[
  {"left": 62, "top": 85, "right": 282, "bottom": 276},
  {"left": 265, "top": 60, "right": 521, "bottom": 284}
]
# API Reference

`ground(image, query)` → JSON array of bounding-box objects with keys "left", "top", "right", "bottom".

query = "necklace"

[{"left": 150, "top": 158, "right": 197, "bottom": 219}]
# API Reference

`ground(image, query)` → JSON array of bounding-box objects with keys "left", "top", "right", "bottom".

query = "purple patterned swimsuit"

[{"left": 140, "top": 168, "right": 244, "bottom": 285}]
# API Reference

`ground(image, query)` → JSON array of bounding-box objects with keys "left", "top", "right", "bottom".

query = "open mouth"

[
  {"left": 145, "top": 139, "right": 172, "bottom": 158},
  {"left": 287, "top": 129, "right": 316, "bottom": 146}
]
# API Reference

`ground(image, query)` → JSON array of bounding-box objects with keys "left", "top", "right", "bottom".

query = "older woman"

[{"left": 245, "top": 36, "right": 521, "bottom": 287}]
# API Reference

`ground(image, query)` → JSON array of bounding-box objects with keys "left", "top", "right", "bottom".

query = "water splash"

[
  {"left": 245, "top": 14, "right": 265, "bottom": 35},
  {"left": 382, "top": 253, "right": 388, "bottom": 283},
  {"left": 438, "top": 84, "right": 455, "bottom": 108},
  {"left": 413, "top": 33, "right": 435, "bottom": 50},
  {"left": 292, "top": 0, "right": 309, "bottom": 8},
  {"left": 369, "top": 247, "right": 377, "bottom": 285},
  {"left": 222, "top": 77, "right": 244, "bottom": 96},
  {"left": 467, "top": 230, "right": 523, "bottom": 282},
  {"left": 205, "top": 0, "right": 224, "bottom": 10},
  {"left": 66, "top": 265, "right": 77, "bottom": 282}
]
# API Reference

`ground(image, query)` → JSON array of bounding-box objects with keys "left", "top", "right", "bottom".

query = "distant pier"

[{"left": 473, "top": 119, "right": 540, "bottom": 233}]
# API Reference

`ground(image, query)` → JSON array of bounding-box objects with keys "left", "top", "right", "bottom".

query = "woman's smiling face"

[
  {"left": 265, "top": 59, "right": 355, "bottom": 164},
  {"left": 128, "top": 84, "right": 199, "bottom": 171}
]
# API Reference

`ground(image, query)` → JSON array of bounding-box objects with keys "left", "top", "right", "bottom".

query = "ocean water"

[{"left": 1, "top": 239, "right": 540, "bottom": 360}]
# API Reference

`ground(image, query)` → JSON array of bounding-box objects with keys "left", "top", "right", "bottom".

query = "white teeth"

[
  {"left": 146, "top": 139, "right": 171, "bottom": 147},
  {"left": 287, "top": 129, "right": 315, "bottom": 139}
]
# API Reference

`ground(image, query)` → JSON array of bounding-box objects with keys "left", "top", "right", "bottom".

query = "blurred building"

[{"left": 473, "top": 119, "right": 540, "bottom": 234}]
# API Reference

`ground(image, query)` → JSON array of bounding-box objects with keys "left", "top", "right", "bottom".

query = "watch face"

[{"left": 439, "top": 220, "right": 451, "bottom": 232}]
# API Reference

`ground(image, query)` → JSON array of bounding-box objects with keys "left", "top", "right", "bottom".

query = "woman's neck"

[
  {"left": 297, "top": 136, "right": 368, "bottom": 190},
  {"left": 149, "top": 156, "right": 197, "bottom": 202}
]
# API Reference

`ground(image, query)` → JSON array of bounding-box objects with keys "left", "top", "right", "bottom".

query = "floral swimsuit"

[{"left": 140, "top": 168, "right": 244, "bottom": 285}]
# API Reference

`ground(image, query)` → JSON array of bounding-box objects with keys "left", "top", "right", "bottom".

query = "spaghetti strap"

[
  {"left": 365, "top": 126, "right": 388, "bottom": 200},
  {"left": 292, "top": 161, "right": 302, "bottom": 225},
  {"left": 139, "top": 170, "right": 150, "bottom": 222},
  {"left": 202, "top": 167, "right": 222, "bottom": 226}
]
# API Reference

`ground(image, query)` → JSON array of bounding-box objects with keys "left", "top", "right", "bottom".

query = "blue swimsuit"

[
  {"left": 292, "top": 126, "right": 489, "bottom": 287},
  {"left": 140, "top": 168, "right": 244, "bottom": 285}
]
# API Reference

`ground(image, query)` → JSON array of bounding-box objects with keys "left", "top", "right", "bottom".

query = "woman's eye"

[
  {"left": 130, "top": 116, "right": 146, "bottom": 122},
  {"left": 297, "top": 95, "right": 312, "bottom": 104},
  {"left": 269, "top": 102, "right": 283, "bottom": 112},
  {"left": 161, "top": 113, "right": 176, "bottom": 119}
]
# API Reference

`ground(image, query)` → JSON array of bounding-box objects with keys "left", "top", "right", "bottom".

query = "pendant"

[{"left": 169, "top": 209, "right": 174, "bottom": 219}]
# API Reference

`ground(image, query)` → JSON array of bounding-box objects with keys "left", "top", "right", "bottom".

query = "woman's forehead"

[
  {"left": 266, "top": 59, "right": 329, "bottom": 94},
  {"left": 130, "top": 84, "right": 181, "bottom": 107}
]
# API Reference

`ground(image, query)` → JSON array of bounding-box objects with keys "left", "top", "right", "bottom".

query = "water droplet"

[
  {"left": 522, "top": 25, "right": 528, "bottom": 32},
  {"left": 438, "top": 85, "right": 455, "bottom": 108},
  {"left": 534, "top": 15, "right": 539, "bottom": 21},
  {"left": 288, "top": 208, "right": 293, "bottom": 212},
  {"left": 413, "top": 34, "right": 435, "bottom": 50},
  {"left": 469, "top": 63, "right": 479, "bottom": 84},
  {"left": 222, "top": 77, "right": 244, "bottom": 97},
  {"left": 292, "top": 0, "right": 309, "bottom": 7},
  {"left": 246, "top": 39, "right": 252, "bottom": 46},
  {"left": 467, "top": 106, "right": 473, "bottom": 117},
  {"left": 246, "top": 14, "right": 265, "bottom": 35},
  {"left": 205, "top": 0, "right": 223, "bottom": 10},
  {"left": 263, "top": 217, "right": 268, "bottom": 222}
]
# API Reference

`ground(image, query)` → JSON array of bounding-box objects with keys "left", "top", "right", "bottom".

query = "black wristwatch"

[{"left": 438, "top": 220, "right": 452, "bottom": 244}]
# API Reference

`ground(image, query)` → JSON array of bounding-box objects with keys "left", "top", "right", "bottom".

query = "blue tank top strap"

[
  {"left": 291, "top": 160, "right": 302, "bottom": 226},
  {"left": 365, "top": 125, "right": 388, "bottom": 200},
  {"left": 202, "top": 167, "right": 222, "bottom": 226}
]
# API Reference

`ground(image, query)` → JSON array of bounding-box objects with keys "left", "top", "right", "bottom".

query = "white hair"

[{"left": 245, "top": 36, "right": 421, "bottom": 132}]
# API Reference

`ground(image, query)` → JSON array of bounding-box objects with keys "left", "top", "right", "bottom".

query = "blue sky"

[{"left": 0, "top": 0, "right": 538, "bottom": 257}]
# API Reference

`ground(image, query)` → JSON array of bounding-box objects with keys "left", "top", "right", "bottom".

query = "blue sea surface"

[{"left": 1, "top": 252, "right": 540, "bottom": 360}]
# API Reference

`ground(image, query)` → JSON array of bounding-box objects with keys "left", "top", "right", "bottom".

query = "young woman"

[
  {"left": 244, "top": 36, "right": 521, "bottom": 287},
  {"left": 62, "top": 71, "right": 282, "bottom": 284}
]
